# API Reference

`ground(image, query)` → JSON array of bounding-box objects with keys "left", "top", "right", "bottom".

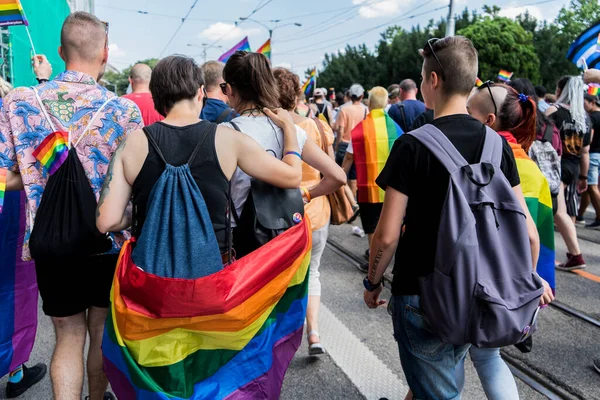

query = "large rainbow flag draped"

[
  {"left": 0, "top": 191, "right": 38, "bottom": 377},
  {"left": 218, "top": 37, "right": 251, "bottom": 63},
  {"left": 0, "top": 0, "right": 28, "bottom": 27},
  {"left": 256, "top": 39, "right": 271, "bottom": 60},
  {"left": 102, "top": 219, "right": 312, "bottom": 399},
  {"left": 301, "top": 68, "right": 316, "bottom": 97},
  {"left": 501, "top": 132, "right": 556, "bottom": 290},
  {"left": 351, "top": 109, "right": 403, "bottom": 203}
]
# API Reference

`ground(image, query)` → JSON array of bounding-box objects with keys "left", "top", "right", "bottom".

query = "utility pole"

[{"left": 445, "top": 0, "right": 455, "bottom": 37}]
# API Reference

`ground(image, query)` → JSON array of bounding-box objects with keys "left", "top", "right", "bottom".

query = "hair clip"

[{"left": 518, "top": 93, "right": 529, "bottom": 103}]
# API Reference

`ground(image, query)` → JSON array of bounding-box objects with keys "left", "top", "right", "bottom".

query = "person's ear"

[
  {"left": 58, "top": 46, "right": 65, "bottom": 62},
  {"left": 487, "top": 113, "right": 498, "bottom": 129}
]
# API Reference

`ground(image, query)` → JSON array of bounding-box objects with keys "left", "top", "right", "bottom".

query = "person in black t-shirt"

[
  {"left": 579, "top": 94, "right": 600, "bottom": 228},
  {"left": 361, "top": 36, "right": 539, "bottom": 400}
]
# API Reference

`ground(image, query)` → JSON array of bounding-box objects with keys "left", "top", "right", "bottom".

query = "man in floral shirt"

[{"left": 0, "top": 12, "right": 142, "bottom": 400}]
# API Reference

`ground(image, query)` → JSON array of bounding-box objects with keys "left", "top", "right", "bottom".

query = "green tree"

[
  {"left": 316, "top": 44, "right": 381, "bottom": 91},
  {"left": 459, "top": 16, "right": 540, "bottom": 82},
  {"left": 103, "top": 58, "right": 160, "bottom": 95},
  {"left": 556, "top": 0, "right": 600, "bottom": 41}
]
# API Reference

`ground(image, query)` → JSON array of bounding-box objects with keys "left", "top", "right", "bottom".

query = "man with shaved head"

[
  {"left": 123, "top": 63, "right": 163, "bottom": 125},
  {"left": 0, "top": 11, "right": 142, "bottom": 400},
  {"left": 388, "top": 78, "right": 426, "bottom": 131}
]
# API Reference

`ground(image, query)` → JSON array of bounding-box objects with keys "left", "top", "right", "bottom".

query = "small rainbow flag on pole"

[
  {"left": 32, "top": 131, "right": 69, "bottom": 175},
  {"left": 301, "top": 68, "right": 316, "bottom": 97},
  {"left": 0, "top": 0, "right": 28, "bottom": 27},
  {"left": 475, "top": 78, "right": 484, "bottom": 87},
  {"left": 257, "top": 38, "right": 271, "bottom": 60},
  {"left": 218, "top": 36, "right": 251, "bottom": 63},
  {"left": 0, "top": 168, "right": 6, "bottom": 213},
  {"left": 588, "top": 84, "right": 600, "bottom": 95},
  {"left": 498, "top": 69, "right": 513, "bottom": 82}
]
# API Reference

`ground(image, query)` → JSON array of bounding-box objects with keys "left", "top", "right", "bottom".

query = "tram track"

[{"left": 325, "top": 238, "right": 597, "bottom": 400}]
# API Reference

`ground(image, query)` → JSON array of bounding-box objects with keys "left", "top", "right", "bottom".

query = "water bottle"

[{"left": 352, "top": 225, "right": 365, "bottom": 238}]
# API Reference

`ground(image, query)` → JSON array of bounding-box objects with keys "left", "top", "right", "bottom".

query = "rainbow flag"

[
  {"left": 257, "top": 38, "right": 271, "bottom": 60},
  {"left": 0, "top": 191, "right": 38, "bottom": 378},
  {"left": 0, "top": 168, "right": 5, "bottom": 213},
  {"left": 31, "top": 131, "right": 69, "bottom": 175},
  {"left": 301, "top": 68, "right": 316, "bottom": 97},
  {"left": 102, "top": 219, "right": 312, "bottom": 399},
  {"left": 498, "top": 70, "right": 513, "bottom": 82},
  {"left": 352, "top": 109, "right": 403, "bottom": 203},
  {"left": 0, "top": 0, "right": 28, "bottom": 27},
  {"left": 588, "top": 84, "right": 599, "bottom": 95},
  {"left": 502, "top": 133, "right": 555, "bottom": 290},
  {"left": 475, "top": 78, "right": 483, "bottom": 87},
  {"left": 218, "top": 36, "right": 251, "bottom": 63}
]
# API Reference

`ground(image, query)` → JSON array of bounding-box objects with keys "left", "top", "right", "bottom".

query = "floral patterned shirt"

[{"left": 0, "top": 70, "right": 143, "bottom": 260}]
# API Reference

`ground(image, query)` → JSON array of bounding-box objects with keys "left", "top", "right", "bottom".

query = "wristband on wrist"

[
  {"left": 284, "top": 151, "right": 301, "bottom": 159},
  {"left": 301, "top": 187, "right": 311, "bottom": 202},
  {"left": 579, "top": 175, "right": 588, "bottom": 180}
]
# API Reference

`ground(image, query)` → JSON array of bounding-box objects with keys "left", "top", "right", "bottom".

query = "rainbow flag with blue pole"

[
  {"left": 501, "top": 132, "right": 555, "bottom": 290},
  {"left": 0, "top": 0, "right": 28, "bottom": 27},
  {"left": 218, "top": 36, "right": 251, "bottom": 63},
  {"left": 102, "top": 219, "right": 312, "bottom": 399},
  {"left": 301, "top": 68, "right": 316, "bottom": 97},
  {"left": 257, "top": 38, "right": 271, "bottom": 60}
]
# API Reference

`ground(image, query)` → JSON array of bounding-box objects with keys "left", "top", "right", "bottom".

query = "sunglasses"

[
  {"left": 101, "top": 20, "right": 110, "bottom": 48},
  {"left": 477, "top": 80, "right": 498, "bottom": 116},
  {"left": 219, "top": 82, "right": 228, "bottom": 96},
  {"left": 426, "top": 38, "right": 446, "bottom": 81}
]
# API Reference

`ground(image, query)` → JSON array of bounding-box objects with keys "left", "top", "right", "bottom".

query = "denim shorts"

[
  {"left": 588, "top": 153, "right": 600, "bottom": 185},
  {"left": 389, "top": 295, "right": 470, "bottom": 400}
]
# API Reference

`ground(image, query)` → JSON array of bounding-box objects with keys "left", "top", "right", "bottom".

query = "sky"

[{"left": 95, "top": 0, "right": 568, "bottom": 77}]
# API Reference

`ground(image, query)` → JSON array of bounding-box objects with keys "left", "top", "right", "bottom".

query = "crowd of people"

[{"left": 0, "top": 10, "right": 598, "bottom": 400}]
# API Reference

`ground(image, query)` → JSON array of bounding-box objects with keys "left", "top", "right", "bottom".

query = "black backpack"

[
  {"left": 228, "top": 121, "right": 304, "bottom": 258},
  {"left": 29, "top": 90, "right": 114, "bottom": 260}
]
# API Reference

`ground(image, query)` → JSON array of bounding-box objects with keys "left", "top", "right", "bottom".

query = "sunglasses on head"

[
  {"left": 476, "top": 80, "right": 498, "bottom": 116},
  {"left": 426, "top": 38, "right": 446, "bottom": 81},
  {"left": 101, "top": 20, "right": 109, "bottom": 48}
]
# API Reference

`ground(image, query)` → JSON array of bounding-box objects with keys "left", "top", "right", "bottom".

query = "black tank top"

[{"left": 132, "top": 121, "right": 230, "bottom": 251}]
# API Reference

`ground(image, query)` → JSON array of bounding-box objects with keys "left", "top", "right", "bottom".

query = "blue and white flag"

[{"left": 567, "top": 20, "right": 600, "bottom": 69}]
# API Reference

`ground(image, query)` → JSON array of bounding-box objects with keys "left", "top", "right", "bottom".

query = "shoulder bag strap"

[
  {"left": 312, "top": 117, "right": 328, "bottom": 153},
  {"left": 543, "top": 122, "right": 554, "bottom": 143},
  {"left": 215, "top": 107, "right": 234, "bottom": 124},
  {"left": 398, "top": 104, "right": 408, "bottom": 132}
]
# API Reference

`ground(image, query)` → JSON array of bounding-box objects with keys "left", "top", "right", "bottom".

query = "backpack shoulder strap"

[
  {"left": 73, "top": 97, "right": 116, "bottom": 148},
  {"left": 142, "top": 126, "right": 168, "bottom": 165},
  {"left": 408, "top": 124, "right": 469, "bottom": 173},
  {"left": 215, "top": 107, "right": 234, "bottom": 124},
  {"left": 31, "top": 87, "right": 58, "bottom": 133},
  {"left": 398, "top": 104, "right": 408, "bottom": 132},
  {"left": 186, "top": 123, "right": 213, "bottom": 165},
  {"left": 542, "top": 123, "right": 554, "bottom": 142},
  {"left": 479, "top": 126, "right": 503, "bottom": 167},
  {"left": 312, "top": 117, "right": 328, "bottom": 152},
  {"left": 229, "top": 120, "right": 241, "bottom": 132}
]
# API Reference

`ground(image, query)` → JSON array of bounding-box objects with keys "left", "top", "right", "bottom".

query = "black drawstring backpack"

[{"left": 29, "top": 89, "right": 114, "bottom": 260}]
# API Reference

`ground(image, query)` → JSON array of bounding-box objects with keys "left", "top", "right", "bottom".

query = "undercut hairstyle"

[
  {"left": 369, "top": 86, "right": 388, "bottom": 110},
  {"left": 507, "top": 78, "right": 552, "bottom": 138},
  {"left": 129, "top": 63, "right": 152, "bottom": 83},
  {"left": 399, "top": 79, "right": 417, "bottom": 92},
  {"left": 201, "top": 60, "right": 225, "bottom": 91},
  {"left": 496, "top": 84, "right": 537, "bottom": 152},
  {"left": 60, "top": 12, "right": 107, "bottom": 63},
  {"left": 273, "top": 67, "right": 301, "bottom": 111},
  {"left": 150, "top": 55, "right": 204, "bottom": 117},
  {"left": 420, "top": 36, "right": 478, "bottom": 97},
  {"left": 223, "top": 51, "right": 280, "bottom": 109}
]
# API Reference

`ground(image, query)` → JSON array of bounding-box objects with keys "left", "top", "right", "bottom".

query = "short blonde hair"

[{"left": 369, "top": 86, "right": 388, "bottom": 110}]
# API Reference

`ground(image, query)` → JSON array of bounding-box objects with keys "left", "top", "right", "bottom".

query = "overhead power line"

[
  {"left": 159, "top": 0, "right": 200, "bottom": 57},
  {"left": 96, "top": 5, "right": 227, "bottom": 23}
]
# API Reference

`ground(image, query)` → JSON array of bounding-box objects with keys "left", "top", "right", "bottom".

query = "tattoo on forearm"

[
  {"left": 370, "top": 248, "right": 384, "bottom": 282},
  {"left": 96, "top": 138, "right": 127, "bottom": 218}
]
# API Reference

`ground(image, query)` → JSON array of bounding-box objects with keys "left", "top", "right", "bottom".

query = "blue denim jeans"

[
  {"left": 389, "top": 295, "right": 470, "bottom": 400},
  {"left": 456, "top": 347, "right": 519, "bottom": 400}
]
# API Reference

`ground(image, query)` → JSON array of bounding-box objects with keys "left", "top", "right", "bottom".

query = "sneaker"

[
  {"left": 576, "top": 216, "right": 586, "bottom": 225},
  {"left": 364, "top": 249, "right": 370, "bottom": 261},
  {"left": 586, "top": 219, "right": 600, "bottom": 229},
  {"left": 6, "top": 364, "right": 47, "bottom": 398},
  {"left": 593, "top": 358, "right": 600, "bottom": 375},
  {"left": 556, "top": 253, "right": 586, "bottom": 271},
  {"left": 85, "top": 393, "right": 116, "bottom": 400},
  {"left": 356, "top": 261, "right": 369, "bottom": 273},
  {"left": 348, "top": 204, "right": 360, "bottom": 223}
]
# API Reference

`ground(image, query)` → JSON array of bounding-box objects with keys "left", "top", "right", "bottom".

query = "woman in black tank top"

[{"left": 95, "top": 55, "right": 304, "bottom": 259}]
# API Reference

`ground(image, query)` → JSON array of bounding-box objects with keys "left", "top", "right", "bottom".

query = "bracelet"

[
  {"left": 36, "top": 78, "right": 49, "bottom": 84},
  {"left": 284, "top": 151, "right": 301, "bottom": 159},
  {"left": 579, "top": 175, "right": 588, "bottom": 180},
  {"left": 301, "top": 187, "right": 312, "bottom": 202}
]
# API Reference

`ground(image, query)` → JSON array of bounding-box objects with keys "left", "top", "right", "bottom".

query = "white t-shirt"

[{"left": 222, "top": 115, "right": 309, "bottom": 221}]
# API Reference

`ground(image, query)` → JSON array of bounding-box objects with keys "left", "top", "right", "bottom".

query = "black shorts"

[
  {"left": 336, "top": 142, "right": 357, "bottom": 180},
  {"left": 561, "top": 158, "right": 580, "bottom": 217},
  {"left": 358, "top": 202, "right": 383, "bottom": 234},
  {"left": 35, "top": 253, "right": 118, "bottom": 317}
]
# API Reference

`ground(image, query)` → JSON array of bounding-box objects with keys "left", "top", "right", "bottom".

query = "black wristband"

[
  {"left": 579, "top": 175, "right": 588, "bottom": 180},
  {"left": 36, "top": 78, "right": 49, "bottom": 84}
]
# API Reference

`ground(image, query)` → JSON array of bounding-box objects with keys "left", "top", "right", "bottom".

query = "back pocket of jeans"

[{"left": 403, "top": 304, "right": 446, "bottom": 357}]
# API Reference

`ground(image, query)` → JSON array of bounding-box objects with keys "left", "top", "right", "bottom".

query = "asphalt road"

[{"left": 1, "top": 220, "right": 599, "bottom": 399}]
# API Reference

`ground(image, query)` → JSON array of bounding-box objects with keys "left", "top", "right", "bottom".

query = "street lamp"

[
  {"left": 238, "top": 18, "right": 302, "bottom": 61},
  {"left": 187, "top": 43, "right": 223, "bottom": 63}
]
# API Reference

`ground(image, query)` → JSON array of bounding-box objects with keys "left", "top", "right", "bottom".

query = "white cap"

[
  {"left": 349, "top": 84, "right": 364, "bottom": 97},
  {"left": 314, "top": 88, "right": 326, "bottom": 96}
]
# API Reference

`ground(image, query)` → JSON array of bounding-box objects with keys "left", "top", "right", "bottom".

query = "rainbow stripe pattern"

[
  {"left": 498, "top": 69, "right": 513, "bottom": 82},
  {"left": 503, "top": 134, "right": 555, "bottom": 290},
  {"left": 257, "top": 38, "right": 271, "bottom": 59},
  {"left": 352, "top": 109, "right": 402, "bottom": 203},
  {"left": 0, "top": 191, "right": 38, "bottom": 377},
  {"left": 0, "top": 168, "right": 6, "bottom": 213},
  {"left": 588, "top": 84, "right": 599, "bottom": 95},
  {"left": 475, "top": 78, "right": 484, "bottom": 87},
  {"left": 31, "top": 131, "right": 69, "bottom": 175},
  {"left": 218, "top": 37, "right": 251, "bottom": 63},
  {"left": 0, "top": 0, "right": 28, "bottom": 27},
  {"left": 102, "top": 219, "right": 312, "bottom": 399},
  {"left": 301, "top": 68, "right": 316, "bottom": 97}
]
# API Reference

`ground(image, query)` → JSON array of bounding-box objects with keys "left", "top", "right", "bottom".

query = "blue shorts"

[{"left": 588, "top": 153, "right": 600, "bottom": 185}]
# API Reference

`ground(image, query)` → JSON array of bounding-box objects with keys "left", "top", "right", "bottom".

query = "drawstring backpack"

[
  {"left": 29, "top": 90, "right": 114, "bottom": 260},
  {"left": 103, "top": 127, "right": 312, "bottom": 399}
]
